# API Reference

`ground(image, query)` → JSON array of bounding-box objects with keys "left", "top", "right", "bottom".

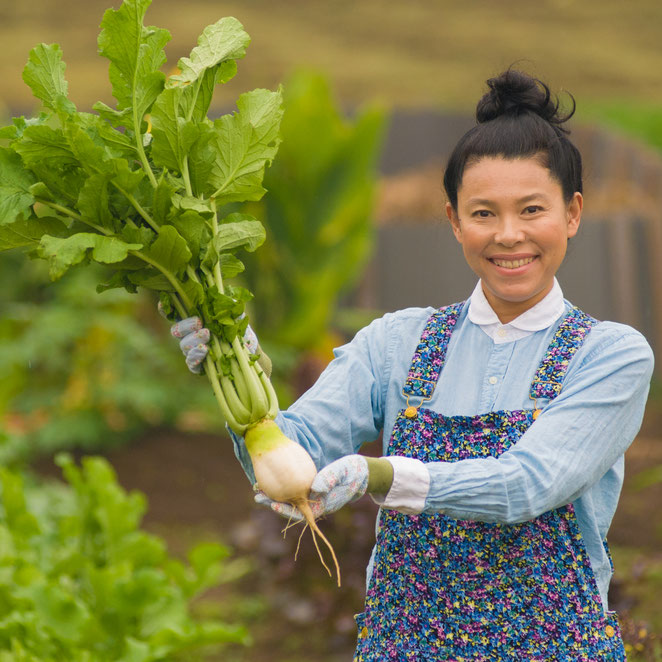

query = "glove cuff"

[{"left": 365, "top": 456, "right": 395, "bottom": 496}]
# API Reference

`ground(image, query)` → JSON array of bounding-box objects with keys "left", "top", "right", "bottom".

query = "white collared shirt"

[{"left": 468, "top": 278, "right": 566, "bottom": 344}]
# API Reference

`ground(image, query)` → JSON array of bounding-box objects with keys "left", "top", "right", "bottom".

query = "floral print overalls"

[{"left": 354, "top": 303, "right": 626, "bottom": 661}]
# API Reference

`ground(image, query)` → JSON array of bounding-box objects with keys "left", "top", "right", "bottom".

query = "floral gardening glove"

[
  {"left": 169, "top": 315, "right": 271, "bottom": 376},
  {"left": 255, "top": 454, "right": 372, "bottom": 521}
]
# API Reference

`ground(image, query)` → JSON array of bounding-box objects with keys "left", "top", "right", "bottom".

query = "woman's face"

[{"left": 446, "top": 155, "right": 582, "bottom": 323}]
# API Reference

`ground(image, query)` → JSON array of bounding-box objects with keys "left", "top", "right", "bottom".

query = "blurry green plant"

[
  {"left": 238, "top": 70, "right": 387, "bottom": 394},
  {"left": 580, "top": 101, "right": 662, "bottom": 153},
  {"left": 0, "top": 250, "right": 220, "bottom": 465},
  {"left": 0, "top": 454, "right": 249, "bottom": 660}
]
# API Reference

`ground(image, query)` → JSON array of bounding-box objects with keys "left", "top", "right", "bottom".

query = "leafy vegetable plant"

[
  {"left": 0, "top": 0, "right": 281, "bottom": 436},
  {"left": 0, "top": 454, "right": 248, "bottom": 660},
  {"left": 0, "top": 0, "right": 340, "bottom": 582}
]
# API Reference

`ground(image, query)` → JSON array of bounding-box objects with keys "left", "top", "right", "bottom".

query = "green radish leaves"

[
  {"left": 0, "top": 0, "right": 283, "bottom": 433},
  {"left": 22, "top": 43, "right": 77, "bottom": 117},
  {"left": 96, "top": 0, "right": 170, "bottom": 127},
  {"left": 0, "top": 148, "right": 37, "bottom": 224},
  {"left": 39, "top": 233, "right": 143, "bottom": 279}
]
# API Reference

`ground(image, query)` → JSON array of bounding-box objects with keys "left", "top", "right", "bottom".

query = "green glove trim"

[{"left": 365, "top": 457, "right": 394, "bottom": 496}]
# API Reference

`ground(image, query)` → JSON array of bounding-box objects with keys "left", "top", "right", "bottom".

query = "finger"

[
  {"left": 185, "top": 345, "right": 208, "bottom": 373},
  {"left": 179, "top": 329, "right": 210, "bottom": 353},
  {"left": 171, "top": 317, "right": 203, "bottom": 339},
  {"left": 271, "top": 501, "right": 305, "bottom": 521},
  {"left": 254, "top": 492, "right": 273, "bottom": 507},
  {"left": 243, "top": 325, "right": 259, "bottom": 354}
]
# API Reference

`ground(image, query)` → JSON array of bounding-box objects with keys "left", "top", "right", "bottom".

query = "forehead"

[{"left": 459, "top": 156, "right": 563, "bottom": 200}]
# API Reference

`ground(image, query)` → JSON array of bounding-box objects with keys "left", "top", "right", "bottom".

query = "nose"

[{"left": 493, "top": 215, "right": 526, "bottom": 246}]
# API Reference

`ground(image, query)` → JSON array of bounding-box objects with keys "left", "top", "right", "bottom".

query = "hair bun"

[{"left": 476, "top": 69, "right": 574, "bottom": 131}]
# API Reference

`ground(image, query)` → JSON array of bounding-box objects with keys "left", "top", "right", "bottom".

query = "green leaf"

[
  {"left": 181, "top": 278, "right": 204, "bottom": 308},
  {"left": 22, "top": 43, "right": 76, "bottom": 116},
  {"left": 74, "top": 112, "right": 137, "bottom": 160},
  {"left": 213, "top": 215, "right": 265, "bottom": 253},
  {"left": 64, "top": 122, "right": 145, "bottom": 193},
  {"left": 13, "top": 125, "right": 78, "bottom": 170},
  {"left": 97, "top": 0, "right": 170, "bottom": 123},
  {"left": 0, "top": 468, "right": 41, "bottom": 539},
  {"left": 26, "top": 584, "right": 91, "bottom": 644},
  {"left": 207, "top": 88, "right": 283, "bottom": 203},
  {"left": 153, "top": 177, "right": 177, "bottom": 225},
  {"left": 187, "top": 542, "right": 226, "bottom": 594},
  {"left": 171, "top": 193, "right": 214, "bottom": 215},
  {"left": 186, "top": 124, "right": 216, "bottom": 197},
  {"left": 39, "top": 233, "right": 142, "bottom": 279},
  {"left": 78, "top": 174, "right": 113, "bottom": 228},
  {"left": 150, "top": 88, "right": 202, "bottom": 173},
  {"left": 167, "top": 17, "right": 250, "bottom": 122},
  {"left": 0, "top": 148, "right": 36, "bottom": 225},
  {"left": 0, "top": 216, "right": 67, "bottom": 251},
  {"left": 167, "top": 210, "right": 209, "bottom": 261},
  {"left": 128, "top": 269, "right": 173, "bottom": 290},
  {"left": 170, "top": 17, "right": 249, "bottom": 87},
  {"left": 220, "top": 254, "right": 245, "bottom": 279},
  {"left": 143, "top": 225, "right": 191, "bottom": 276}
]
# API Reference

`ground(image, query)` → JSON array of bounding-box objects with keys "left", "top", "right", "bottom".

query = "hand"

[
  {"left": 169, "top": 315, "right": 271, "bottom": 376},
  {"left": 255, "top": 454, "right": 369, "bottom": 521},
  {"left": 170, "top": 317, "right": 210, "bottom": 374}
]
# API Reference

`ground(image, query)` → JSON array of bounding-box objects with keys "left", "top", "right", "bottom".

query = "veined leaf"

[
  {"left": 39, "top": 233, "right": 143, "bottom": 279},
  {"left": 219, "top": 254, "right": 245, "bottom": 279},
  {"left": 167, "top": 17, "right": 250, "bottom": 122},
  {"left": 143, "top": 225, "right": 191, "bottom": 276},
  {"left": 167, "top": 210, "right": 209, "bottom": 262},
  {"left": 65, "top": 123, "right": 145, "bottom": 193},
  {"left": 150, "top": 88, "right": 202, "bottom": 174},
  {"left": 78, "top": 174, "right": 114, "bottom": 228},
  {"left": 0, "top": 148, "right": 36, "bottom": 225},
  {"left": 22, "top": 43, "right": 76, "bottom": 116},
  {"left": 169, "top": 17, "right": 249, "bottom": 87},
  {"left": 207, "top": 88, "right": 283, "bottom": 203},
  {"left": 13, "top": 125, "right": 78, "bottom": 170},
  {"left": 97, "top": 0, "right": 170, "bottom": 123},
  {"left": 75, "top": 112, "right": 137, "bottom": 160},
  {"left": 0, "top": 216, "right": 67, "bottom": 251},
  {"left": 213, "top": 216, "right": 265, "bottom": 253}
]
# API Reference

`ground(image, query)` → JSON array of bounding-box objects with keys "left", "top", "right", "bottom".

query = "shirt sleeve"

[
  {"left": 423, "top": 327, "right": 655, "bottom": 523},
  {"left": 229, "top": 314, "right": 391, "bottom": 484}
]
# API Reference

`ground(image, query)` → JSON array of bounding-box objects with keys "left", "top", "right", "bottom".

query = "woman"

[{"left": 175, "top": 69, "right": 654, "bottom": 660}]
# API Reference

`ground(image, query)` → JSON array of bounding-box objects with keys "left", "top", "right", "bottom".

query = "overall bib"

[{"left": 354, "top": 303, "right": 626, "bottom": 661}]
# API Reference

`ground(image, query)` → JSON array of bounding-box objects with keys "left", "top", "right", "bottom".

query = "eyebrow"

[{"left": 467, "top": 193, "right": 550, "bottom": 206}]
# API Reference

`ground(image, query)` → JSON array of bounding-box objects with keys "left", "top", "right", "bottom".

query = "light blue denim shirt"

[{"left": 232, "top": 284, "right": 654, "bottom": 610}]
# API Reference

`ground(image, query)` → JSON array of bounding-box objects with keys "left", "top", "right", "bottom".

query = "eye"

[
  {"left": 523, "top": 205, "right": 543, "bottom": 215},
  {"left": 472, "top": 209, "right": 492, "bottom": 218}
]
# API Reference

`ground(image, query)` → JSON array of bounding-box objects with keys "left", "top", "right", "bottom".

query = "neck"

[{"left": 482, "top": 283, "right": 553, "bottom": 324}]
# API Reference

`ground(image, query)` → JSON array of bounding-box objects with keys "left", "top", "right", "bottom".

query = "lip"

[{"left": 487, "top": 254, "right": 539, "bottom": 274}]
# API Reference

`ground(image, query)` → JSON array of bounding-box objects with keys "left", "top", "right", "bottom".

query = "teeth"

[{"left": 492, "top": 257, "right": 535, "bottom": 269}]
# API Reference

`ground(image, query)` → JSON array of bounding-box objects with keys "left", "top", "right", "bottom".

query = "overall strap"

[
  {"left": 530, "top": 306, "right": 598, "bottom": 402},
  {"left": 403, "top": 302, "right": 465, "bottom": 400}
]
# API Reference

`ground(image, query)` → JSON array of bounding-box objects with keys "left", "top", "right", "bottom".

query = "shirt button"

[
  {"left": 497, "top": 327, "right": 507, "bottom": 337},
  {"left": 489, "top": 376, "right": 498, "bottom": 385},
  {"left": 605, "top": 625, "right": 615, "bottom": 638}
]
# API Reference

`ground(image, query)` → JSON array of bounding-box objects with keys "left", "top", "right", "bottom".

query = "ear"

[
  {"left": 446, "top": 202, "right": 463, "bottom": 243},
  {"left": 566, "top": 192, "right": 582, "bottom": 239}
]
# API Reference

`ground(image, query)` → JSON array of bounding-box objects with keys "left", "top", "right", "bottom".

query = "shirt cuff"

[{"left": 371, "top": 456, "right": 430, "bottom": 514}]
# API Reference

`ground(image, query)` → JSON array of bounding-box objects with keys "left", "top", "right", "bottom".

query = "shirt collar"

[{"left": 468, "top": 278, "right": 565, "bottom": 331}]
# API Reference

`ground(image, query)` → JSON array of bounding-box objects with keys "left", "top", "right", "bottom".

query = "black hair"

[{"left": 443, "top": 69, "right": 582, "bottom": 209}]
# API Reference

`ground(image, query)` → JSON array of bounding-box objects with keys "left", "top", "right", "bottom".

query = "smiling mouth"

[{"left": 490, "top": 256, "right": 536, "bottom": 269}]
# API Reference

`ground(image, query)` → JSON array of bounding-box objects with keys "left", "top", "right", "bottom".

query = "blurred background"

[{"left": 1, "top": 1, "right": 662, "bottom": 660}]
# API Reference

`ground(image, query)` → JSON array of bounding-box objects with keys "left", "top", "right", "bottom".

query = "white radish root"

[{"left": 244, "top": 419, "right": 341, "bottom": 586}]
